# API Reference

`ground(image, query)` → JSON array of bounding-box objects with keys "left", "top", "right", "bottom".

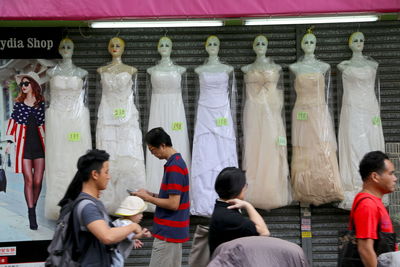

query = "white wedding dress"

[
  {"left": 44, "top": 75, "right": 92, "bottom": 220},
  {"left": 191, "top": 72, "right": 238, "bottom": 217},
  {"left": 242, "top": 69, "right": 291, "bottom": 210},
  {"left": 96, "top": 71, "right": 146, "bottom": 214},
  {"left": 146, "top": 70, "right": 191, "bottom": 206},
  {"left": 338, "top": 64, "right": 385, "bottom": 210}
]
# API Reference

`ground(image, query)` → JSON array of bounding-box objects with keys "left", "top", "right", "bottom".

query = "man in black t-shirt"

[{"left": 208, "top": 167, "right": 270, "bottom": 256}]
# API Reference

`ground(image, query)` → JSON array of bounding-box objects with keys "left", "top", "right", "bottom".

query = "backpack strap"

[
  {"left": 75, "top": 199, "right": 95, "bottom": 231},
  {"left": 350, "top": 196, "right": 381, "bottom": 234}
]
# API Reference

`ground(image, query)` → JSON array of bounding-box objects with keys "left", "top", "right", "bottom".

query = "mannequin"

[
  {"left": 97, "top": 37, "right": 137, "bottom": 75},
  {"left": 289, "top": 33, "right": 330, "bottom": 74},
  {"left": 289, "top": 31, "right": 343, "bottom": 206},
  {"left": 147, "top": 36, "right": 185, "bottom": 74},
  {"left": 146, "top": 36, "right": 191, "bottom": 211},
  {"left": 337, "top": 32, "right": 385, "bottom": 210},
  {"left": 195, "top": 35, "right": 233, "bottom": 74},
  {"left": 47, "top": 38, "right": 88, "bottom": 78},
  {"left": 96, "top": 37, "right": 146, "bottom": 214},
  {"left": 241, "top": 35, "right": 291, "bottom": 210},
  {"left": 337, "top": 32, "right": 378, "bottom": 71},
  {"left": 44, "top": 38, "right": 92, "bottom": 220},
  {"left": 190, "top": 35, "right": 238, "bottom": 217}
]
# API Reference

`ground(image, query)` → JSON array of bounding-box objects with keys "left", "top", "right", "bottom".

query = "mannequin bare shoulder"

[
  {"left": 195, "top": 63, "right": 233, "bottom": 74},
  {"left": 242, "top": 61, "right": 281, "bottom": 73},
  {"left": 147, "top": 64, "right": 186, "bottom": 75},
  {"left": 97, "top": 63, "right": 137, "bottom": 75},
  {"left": 289, "top": 62, "right": 301, "bottom": 74},
  {"left": 47, "top": 66, "right": 88, "bottom": 78},
  {"left": 338, "top": 58, "right": 378, "bottom": 72},
  {"left": 241, "top": 64, "right": 252, "bottom": 73},
  {"left": 290, "top": 60, "right": 330, "bottom": 74},
  {"left": 337, "top": 60, "right": 351, "bottom": 72}
]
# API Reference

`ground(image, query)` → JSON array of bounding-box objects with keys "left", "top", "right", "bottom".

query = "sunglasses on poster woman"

[{"left": 19, "top": 81, "right": 30, "bottom": 87}]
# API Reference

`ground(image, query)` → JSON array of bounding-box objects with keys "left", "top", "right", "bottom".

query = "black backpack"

[{"left": 45, "top": 195, "right": 94, "bottom": 267}]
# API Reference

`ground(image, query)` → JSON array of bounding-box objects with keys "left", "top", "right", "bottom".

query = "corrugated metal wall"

[{"left": 61, "top": 20, "right": 400, "bottom": 266}]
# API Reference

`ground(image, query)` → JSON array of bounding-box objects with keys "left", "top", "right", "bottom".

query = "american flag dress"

[{"left": 6, "top": 101, "right": 45, "bottom": 173}]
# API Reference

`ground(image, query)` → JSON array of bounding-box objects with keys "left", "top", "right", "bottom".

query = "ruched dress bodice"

[
  {"left": 49, "top": 76, "right": 85, "bottom": 113},
  {"left": 150, "top": 70, "right": 182, "bottom": 94}
]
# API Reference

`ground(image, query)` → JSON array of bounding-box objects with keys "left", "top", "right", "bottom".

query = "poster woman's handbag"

[{"left": 0, "top": 156, "right": 7, "bottom": 193}]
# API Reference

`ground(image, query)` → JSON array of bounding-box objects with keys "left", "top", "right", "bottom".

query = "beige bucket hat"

[{"left": 115, "top": 196, "right": 147, "bottom": 216}]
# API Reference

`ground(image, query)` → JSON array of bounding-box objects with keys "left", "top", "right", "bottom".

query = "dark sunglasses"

[{"left": 19, "top": 81, "right": 30, "bottom": 87}]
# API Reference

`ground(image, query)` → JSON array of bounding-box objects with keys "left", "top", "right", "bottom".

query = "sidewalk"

[{"left": 0, "top": 171, "right": 55, "bottom": 242}]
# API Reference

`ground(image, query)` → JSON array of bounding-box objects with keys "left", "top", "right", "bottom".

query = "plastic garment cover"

[
  {"left": 145, "top": 65, "right": 191, "bottom": 212},
  {"left": 44, "top": 65, "right": 92, "bottom": 220},
  {"left": 96, "top": 71, "right": 146, "bottom": 214},
  {"left": 290, "top": 57, "right": 343, "bottom": 206},
  {"left": 241, "top": 58, "right": 291, "bottom": 210},
  {"left": 337, "top": 56, "right": 386, "bottom": 210},
  {"left": 190, "top": 63, "right": 238, "bottom": 217}
]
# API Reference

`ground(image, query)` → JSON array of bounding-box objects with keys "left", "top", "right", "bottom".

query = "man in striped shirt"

[{"left": 134, "top": 127, "right": 190, "bottom": 267}]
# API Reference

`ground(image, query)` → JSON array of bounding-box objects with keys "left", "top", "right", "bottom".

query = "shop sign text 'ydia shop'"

[
  {"left": 0, "top": 28, "right": 63, "bottom": 59},
  {"left": 0, "top": 38, "right": 54, "bottom": 51}
]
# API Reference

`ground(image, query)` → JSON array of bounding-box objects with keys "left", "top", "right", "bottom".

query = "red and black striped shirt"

[{"left": 153, "top": 153, "right": 190, "bottom": 243}]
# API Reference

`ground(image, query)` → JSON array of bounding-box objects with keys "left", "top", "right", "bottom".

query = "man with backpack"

[
  {"left": 350, "top": 151, "right": 397, "bottom": 267},
  {"left": 46, "top": 149, "right": 143, "bottom": 266}
]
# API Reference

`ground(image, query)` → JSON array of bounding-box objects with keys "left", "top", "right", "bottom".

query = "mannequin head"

[
  {"left": 301, "top": 33, "right": 316, "bottom": 55},
  {"left": 59, "top": 38, "right": 74, "bottom": 59},
  {"left": 253, "top": 35, "right": 268, "bottom": 56},
  {"left": 108, "top": 37, "right": 125, "bottom": 57},
  {"left": 158, "top": 37, "right": 172, "bottom": 57},
  {"left": 205, "top": 35, "right": 220, "bottom": 57},
  {"left": 348, "top": 32, "right": 365, "bottom": 53}
]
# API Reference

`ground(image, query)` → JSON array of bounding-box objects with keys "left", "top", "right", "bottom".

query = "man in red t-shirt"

[{"left": 350, "top": 151, "right": 397, "bottom": 267}]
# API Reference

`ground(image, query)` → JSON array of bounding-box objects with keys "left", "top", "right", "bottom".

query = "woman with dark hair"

[
  {"left": 6, "top": 71, "right": 45, "bottom": 230},
  {"left": 208, "top": 167, "right": 270, "bottom": 256},
  {"left": 59, "top": 149, "right": 145, "bottom": 266}
]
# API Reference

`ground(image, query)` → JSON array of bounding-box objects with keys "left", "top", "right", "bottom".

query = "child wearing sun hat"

[{"left": 113, "top": 196, "right": 152, "bottom": 259}]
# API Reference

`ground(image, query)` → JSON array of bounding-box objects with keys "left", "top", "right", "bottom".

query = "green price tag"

[
  {"left": 216, "top": 117, "right": 228, "bottom": 127},
  {"left": 113, "top": 108, "right": 126, "bottom": 118},
  {"left": 372, "top": 116, "right": 381, "bottom": 126},
  {"left": 68, "top": 132, "right": 81, "bottom": 142},
  {"left": 172, "top": 122, "right": 183, "bottom": 131},
  {"left": 277, "top": 136, "right": 287, "bottom": 146},
  {"left": 297, "top": 111, "right": 308, "bottom": 121}
]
